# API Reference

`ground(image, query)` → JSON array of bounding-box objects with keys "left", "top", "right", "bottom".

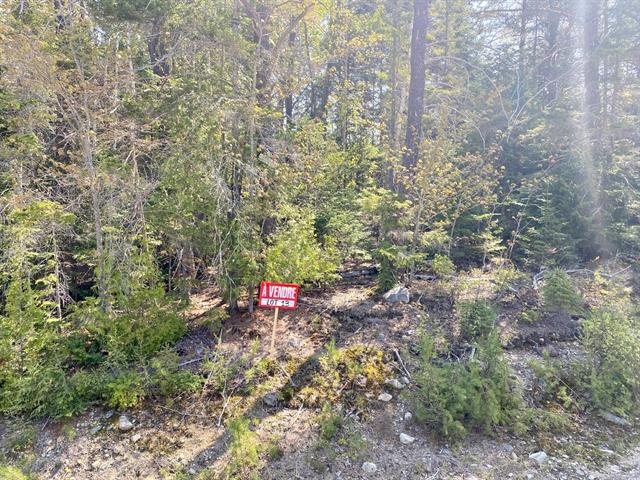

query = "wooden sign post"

[{"left": 258, "top": 281, "right": 300, "bottom": 354}]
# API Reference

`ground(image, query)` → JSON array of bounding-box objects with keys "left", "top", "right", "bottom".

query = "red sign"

[{"left": 258, "top": 281, "right": 299, "bottom": 310}]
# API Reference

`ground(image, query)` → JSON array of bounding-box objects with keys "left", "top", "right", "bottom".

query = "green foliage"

[
  {"left": 317, "top": 402, "right": 343, "bottom": 442},
  {"left": 457, "top": 299, "right": 496, "bottom": 341},
  {"left": 149, "top": 350, "right": 203, "bottom": 397},
  {"left": 226, "top": 416, "right": 261, "bottom": 479},
  {"left": 580, "top": 306, "right": 640, "bottom": 416},
  {"left": 105, "top": 371, "right": 146, "bottom": 409},
  {"left": 3, "top": 425, "right": 37, "bottom": 453},
  {"left": 0, "top": 465, "right": 31, "bottom": 480},
  {"left": 432, "top": 254, "right": 455, "bottom": 277},
  {"left": 197, "top": 308, "right": 229, "bottom": 337},
  {"left": 265, "top": 207, "right": 339, "bottom": 285},
  {"left": 520, "top": 308, "right": 541, "bottom": 324},
  {"left": 412, "top": 332, "right": 520, "bottom": 441},
  {"left": 296, "top": 342, "right": 390, "bottom": 408},
  {"left": 530, "top": 353, "right": 579, "bottom": 410},
  {"left": 542, "top": 269, "right": 584, "bottom": 315}
]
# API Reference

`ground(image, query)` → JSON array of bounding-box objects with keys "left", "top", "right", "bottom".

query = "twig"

[
  {"left": 394, "top": 349, "right": 412, "bottom": 379},
  {"left": 217, "top": 394, "right": 231, "bottom": 428},
  {"left": 278, "top": 361, "right": 297, "bottom": 387},
  {"left": 179, "top": 356, "right": 204, "bottom": 367},
  {"left": 157, "top": 405, "right": 208, "bottom": 419}
]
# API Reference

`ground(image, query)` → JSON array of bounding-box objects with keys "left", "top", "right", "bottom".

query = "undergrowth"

[{"left": 295, "top": 341, "right": 391, "bottom": 410}]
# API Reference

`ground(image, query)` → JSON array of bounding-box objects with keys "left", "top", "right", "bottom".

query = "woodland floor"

[{"left": 1, "top": 272, "right": 639, "bottom": 480}]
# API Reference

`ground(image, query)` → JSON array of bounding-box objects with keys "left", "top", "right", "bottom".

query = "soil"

[{"left": 1, "top": 272, "right": 638, "bottom": 480}]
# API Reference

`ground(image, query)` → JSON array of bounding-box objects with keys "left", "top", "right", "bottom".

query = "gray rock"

[
  {"left": 362, "top": 462, "right": 377, "bottom": 474},
  {"left": 600, "top": 412, "right": 631, "bottom": 427},
  {"left": 399, "top": 433, "right": 415, "bottom": 444},
  {"left": 131, "top": 433, "right": 141, "bottom": 443},
  {"left": 378, "top": 392, "right": 393, "bottom": 402},
  {"left": 103, "top": 410, "right": 114, "bottom": 420},
  {"left": 263, "top": 392, "right": 278, "bottom": 407},
  {"left": 383, "top": 286, "right": 410, "bottom": 303},
  {"left": 118, "top": 415, "right": 134, "bottom": 432},
  {"left": 501, "top": 444, "right": 514, "bottom": 454},
  {"left": 385, "top": 378, "right": 404, "bottom": 390},
  {"left": 401, "top": 376, "right": 411, "bottom": 385},
  {"left": 90, "top": 425, "right": 102, "bottom": 435},
  {"left": 529, "top": 451, "right": 548, "bottom": 466},
  {"left": 404, "top": 412, "right": 413, "bottom": 421}
]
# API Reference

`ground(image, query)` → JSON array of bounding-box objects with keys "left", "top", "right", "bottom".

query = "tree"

[{"left": 403, "top": 0, "right": 429, "bottom": 170}]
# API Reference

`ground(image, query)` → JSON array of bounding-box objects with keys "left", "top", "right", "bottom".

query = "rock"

[
  {"left": 362, "top": 462, "right": 377, "bottom": 474},
  {"left": 118, "top": 415, "right": 134, "bottom": 432},
  {"left": 378, "top": 392, "right": 393, "bottom": 402},
  {"left": 90, "top": 425, "right": 102, "bottom": 435},
  {"left": 263, "top": 392, "right": 278, "bottom": 407},
  {"left": 529, "top": 451, "right": 548, "bottom": 466},
  {"left": 404, "top": 412, "right": 413, "bottom": 421},
  {"left": 385, "top": 378, "right": 404, "bottom": 390},
  {"left": 383, "top": 286, "right": 410, "bottom": 304},
  {"left": 103, "top": 410, "right": 114, "bottom": 420},
  {"left": 188, "top": 468, "right": 196, "bottom": 475},
  {"left": 600, "top": 412, "right": 631, "bottom": 427},
  {"left": 401, "top": 376, "right": 411, "bottom": 385},
  {"left": 131, "top": 433, "right": 142, "bottom": 443},
  {"left": 501, "top": 444, "right": 514, "bottom": 454},
  {"left": 399, "top": 433, "right": 415, "bottom": 445}
]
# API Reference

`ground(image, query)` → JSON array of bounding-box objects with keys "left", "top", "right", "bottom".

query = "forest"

[{"left": 1, "top": 0, "right": 640, "bottom": 479}]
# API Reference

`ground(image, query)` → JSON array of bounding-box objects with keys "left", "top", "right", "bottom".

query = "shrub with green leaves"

[
  {"left": 226, "top": 416, "right": 261, "bottom": 479},
  {"left": 411, "top": 332, "right": 520, "bottom": 441},
  {"left": 317, "top": 402, "right": 343, "bottom": 441},
  {"left": 0, "top": 465, "right": 31, "bottom": 480},
  {"left": 542, "top": 269, "right": 584, "bottom": 315},
  {"left": 105, "top": 371, "right": 146, "bottom": 409},
  {"left": 457, "top": 299, "right": 496, "bottom": 341},
  {"left": 149, "top": 350, "right": 203, "bottom": 397},
  {"left": 580, "top": 306, "right": 640, "bottom": 416},
  {"left": 265, "top": 207, "right": 339, "bottom": 285},
  {"left": 530, "top": 353, "right": 579, "bottom": 410},
  {"left": 432, "top": 253, "right": 455, "bottom": 277}
]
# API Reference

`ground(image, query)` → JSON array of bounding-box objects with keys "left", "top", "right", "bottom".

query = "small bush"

[
  {"left": 580, "top": 306, "right": 640, "bottom": 416},
  {"left": 458, "top": 299, "right": 496, "bottom": 341},
  {"left": 432, "top": 254, "right": 455, "bottom": 277},
  {"left": 0, "top": 465, "right": 31, "bottom": 480},
  {"left": 318, "top": 402, "right": 343, "bottom": 441},
  {"left": 265, "top": 208, "right": 339, "bottom": 285},
  {"left": 530, "top": 353, "right": 579, "bottom": 410},
  {"left": 226, "top": 416, "right": 260, "bottom": 479},
  {"left": 105, "top": 371, "right": 146, "bottom": 409},
  {"left": 197, "top": 308, "right": 228, "bottom": 337},
  {"left": 520, "top": 308, "right": 541, "bottom": 324},
  {"left": 149, "top": 351, "right": 203, "bottom": 397},
  {"left": 0, "top": 363, "right": 85, "bottom": 418},
  {"left": 542, "top": 269, "right": 584, "bottom": 315},
  {"left": 411, "top": 332, "right": 520, "bottom": 441}
]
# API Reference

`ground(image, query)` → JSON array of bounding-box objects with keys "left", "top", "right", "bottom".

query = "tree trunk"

[
  {"left": 403, "top": 0, "right": 429, "bottom": 170},
  {"left": 543, "top": 0, "right": 560, "bottom": 102},
  {"left": 583, "top": 0, "right": 601, "bottom": 132},
  {"left": 148, "top": 17, "right": 171, "bottom": 77}
]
